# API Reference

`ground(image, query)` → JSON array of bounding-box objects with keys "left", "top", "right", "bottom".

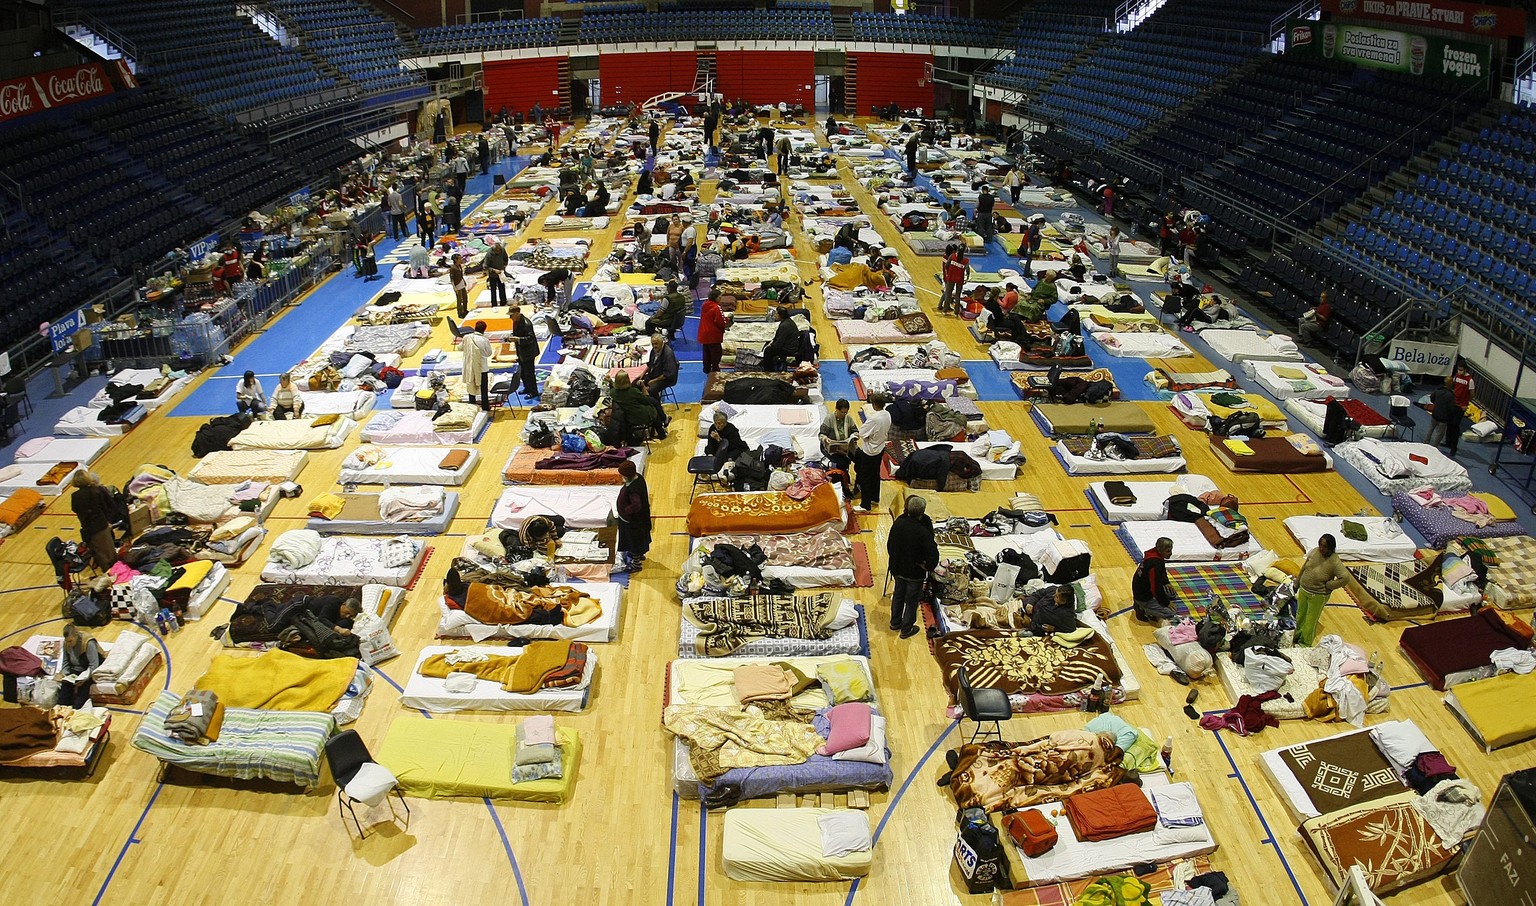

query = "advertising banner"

[
  {"left": 1322, "top": 0, "right": 1525, "bottom": 39},
  {"left": 1288, "top": 18, "right": 1491, "bottom": 86},
  {"left": 1387, "top": 338, "right": 1459, "bottom": 375},
  {"left": 48, "top": 309, "right": 88, "bottom": 354},
  {"left": 0, "top": 63, "right": 114, "bottom": 125}
]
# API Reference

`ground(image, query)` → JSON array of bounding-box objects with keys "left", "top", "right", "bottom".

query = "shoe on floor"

[
  {"left": 1170, "top": 670, "right": 1190, "bottom": 686},
  {"left": 1186, "top": 689, "right": 1199, "bottom": 705},
  {"left": 899, "top": 625, "right": 921, "bottom": 639},
  {"left": 1183, "top": 704, "right": 1201, "bottom": 720}
]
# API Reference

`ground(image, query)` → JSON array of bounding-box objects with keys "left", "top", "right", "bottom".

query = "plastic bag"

[{"left": 352, "top": 614, "right": 399, "bottom": 666}]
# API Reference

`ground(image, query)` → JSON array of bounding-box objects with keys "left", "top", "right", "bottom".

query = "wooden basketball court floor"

[{"left": 0, "top": 119, "right": 1527, "bottom": 906}]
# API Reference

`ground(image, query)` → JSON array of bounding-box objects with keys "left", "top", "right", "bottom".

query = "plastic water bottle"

[{"left": 1161, "top": 736, "right": 1175, "bottom": 776}]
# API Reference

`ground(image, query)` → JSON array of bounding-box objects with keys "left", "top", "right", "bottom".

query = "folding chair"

[{"left": 325, "top": 730, "right": 410, "bottom": 839}]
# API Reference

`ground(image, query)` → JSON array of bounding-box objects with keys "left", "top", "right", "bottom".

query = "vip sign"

[{"left": 1387, "top": 338, "right": 1457, "bottom": 376}]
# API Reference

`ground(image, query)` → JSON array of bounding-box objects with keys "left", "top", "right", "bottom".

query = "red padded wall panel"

[
  {"left": 713, "top": 51, "right": 814, "bottom": 110},
  {"left": 599, "top": 51, "right": 697, "bottom": 109},
  {"left": 849, "top": 52, "right": 933, "bottom": 115},
  {"left": 483, "top": 57, "right": 564, "bottom": 119}
]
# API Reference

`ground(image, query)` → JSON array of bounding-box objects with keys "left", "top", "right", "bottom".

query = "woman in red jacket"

[{"left": 697, "top": 287, "right": 729, "bottom": 374}]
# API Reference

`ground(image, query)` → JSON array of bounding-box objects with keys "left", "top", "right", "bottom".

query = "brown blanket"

[
  {"left": 684, "top": 593, "right": 835, "bottom": 657},
  {"left": 461, "top": 583, "right": 602, "bottom": 627},
  {"left": 1210, "top": 436, "right": 1330, "bottom": 473},
  {"left": 686, "top": 482, "right": 843, "bottom": 537},
  {"left": 1278, "top": 731, "right": 1403, "bottom": 814},
  {"left": 1064, "top": 783, "right": 1159, "bottom": 841},
  {"left": 0, "top": 707, "right": 56, "bottom": 762},
  {"left": 935, "top": 630, "right": 1121, "bottom": 700},
  {"left": 418, "top": 640, "right": 584, "bottom": 694},
  {"left": 949, "top": 731, "right": 1126, "bottom": 812}
]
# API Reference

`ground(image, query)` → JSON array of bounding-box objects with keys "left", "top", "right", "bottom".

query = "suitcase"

[{"left": 1002, "top": 808, "right": 1058, "bottom": 857}]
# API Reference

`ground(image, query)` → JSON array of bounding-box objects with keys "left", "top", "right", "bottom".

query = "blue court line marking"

[
  {"left": 1209, "top": 727, "right": 1310, "bottom": 905},
  {"left": 666, "top": 793, "right": 681, "bottom": 906},
  {"left": 697, "top": 803, "right": 708, "bottom": 906},
  {"left": 371, "top": 663, "right": 523, "bottom": 901},
  {"left": 1108, "top": 605, "right": 1135, "bottom": 620},
  {"left": 92, "top": 781, "right": 166, "bottom": 905},
  {"left": 104, "top": 706, "right": 146, "bottom": 715},
  {"left": 844, "top": 719, "right": 959, "bottom": 905}
]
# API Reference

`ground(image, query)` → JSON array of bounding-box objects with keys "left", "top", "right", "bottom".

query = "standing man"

[
  {"left": 1021, "top": 213, "right": 1044, "bottom": 277},
  {"left": 1429, "top": 375, "right": 1464, "bottom": 456},
  {"left": 905, "top": 133, "right": 920, "bottom": 175},
  {"left": 484, "top": 238, "right": 509, "bottom": 307},
  {"left": 461, "top": 321, "right": 494, "bottom": 411},
  {"left": 939, "top": 244, "right": 968, "bottom": 316},
  {"left": 509, "top": 305, "right": 540, "bottom": 400},
  {"left": 758, "top": 122, "right": 774, "bottom": 160},
  {"left": 386, "top": 183, "right": 408, "bottom": 240},
  {"left": 448, "top": 253, "right": 469, "bottom": 318},
  {"left": 887, "top": 496, "right": 938, "bottom": 638},
  {"left": 775, "top": 132, "right": 792, "bottom": 173},
  {"left": 1004, "top": 166, "right": 1023, "bottom": 205},
  {"left": 442, "top": 191, "right": 462, "bottom": 234},
  {"left": 450, "top": 149, "right": 470, "bottom": 196},
  {"left": 853, "top": 398, "right": 890, "bottom": 513},
  {"left": 1451, "top": 361, "right": 1476, "bottom": 411},
  {"left": 974, "top": 185, "right": 996, "bottom": 245},
  {"left": 648, "top": 118, "right": 660, "bottom": 155},
  {"left": 478, "top": 131, "right": 491, "bottom": 175}
]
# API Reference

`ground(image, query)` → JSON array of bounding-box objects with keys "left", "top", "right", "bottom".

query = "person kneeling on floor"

[{"left": 1131, "top": 537, "right": 1178, "bottom": 623}]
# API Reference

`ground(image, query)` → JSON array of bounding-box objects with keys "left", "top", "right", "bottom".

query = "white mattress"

[
  {"left": 1259, "top": 723, "right": 1413, "bottom": 823},
  {"left": 229, "top": 416, "right": 357, "bottom": 450},
  {"left": 1094, "top": 331, "right": 1191, "bottom": 359},
  {"left": 911, "top": 441, "right": 1016, "bottom": 481},
  {"left": 435, "top": 583, "right": 624, "bottom": 643},
  {"left": 1011, "top": 775, "right": 1217, "bottom": 884},
  {"left": 1202, "top": 329, "right": 1304, "bottom": 363},
  {"left": 490, "top": 486, "right": 618, "bottom": 530},
  {"left": 1284, "top": 515, "right": 1417, "bottom": 563},
  {"left": 1244, "top": 361, "right": 1351, "bottom": 401},
  {"left": 260, "top": 536, "right": 426, "bottom": 586},
  {"left": 186, "top": 449, "right": 309, "bottom": 484},
  {"left": 55, "top": 404, "right": 143, "bottom": 436},
  {"left": 181, "top": 562, "right": 232, "bottom": 620},
  {"left": 399, "top": 644, "right": 595, "bottom": 712},
  {"left": 696, "top": 403, "right": 824, "bottom": 451},
  {"left": 721, "top": 808, "right": 872, "bottom": 882},
  {"left": 296, "top": 390, "right": 377, "bottom": 418},
  {"left": 13, "top": 436, "right": 111, "bottom": 465},
  {"left": 0, "top": 460, "right": 83, "bottom": 497},
  {"left": 361, "top": 409, "right": 487, "bottom": 445},
  {"left": 1285, "top": 399, "right": 1392, "bottom": 439},
  {"left": 339, "top": 447, "right": 481, "bottom": 486},
  {"left": 1087, "top": 480, "right": 1182, "bottom": 522},
  {"left": 1121, "top": 520, "right": 1259, "bottom": 563},
  {"left": 1056, "top": 442, "right": 1186, "bottom": 475},
  {"left": 90, "top": 369, "right": 191, "bottom": 410},
  {"left": 1333, "top": 439, "right": 1473, "bottom": 496}
]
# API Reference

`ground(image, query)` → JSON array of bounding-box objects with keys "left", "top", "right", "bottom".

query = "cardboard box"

[
  {"left": 71, "top": 328, "right": 92, "bottom": 352},
  {"left": 127, "top": 502, "right": 153, "bottom": 537},
  {"left": 85, "top": 304, "right": 105, "bottom": 324}
]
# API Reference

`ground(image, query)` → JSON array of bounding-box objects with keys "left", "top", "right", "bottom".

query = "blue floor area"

[
  {"left": 1082, "top": 333, "right": 1163, "bottom": 402},
  {"left": 961, "top": 361, "right": 1019, "bottom": 401},
  {"left": 0, "top": 371, "right": 109, "bottom": 462},
  {"left": 168, "top": 156, "right": 533, "bottom": 418},
  {"left": 818, "top": 361, "right": 858, "bottom": 402}
]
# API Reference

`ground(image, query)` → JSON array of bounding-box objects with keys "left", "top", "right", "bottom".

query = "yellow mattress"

[
  {"left": 1447, "top": 670, "right": 1536, "bottom": 750},
  {"left": 1470, "top": 492, "right": 1517, "bottom": 522},
  {"left": 722, "top": 808, "right": 872, "bottom": 882},
  {"left": 379, "top": 719, "right": 579, "bottom": 802}
]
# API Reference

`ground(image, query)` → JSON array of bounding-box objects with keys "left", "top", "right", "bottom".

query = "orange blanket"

[
  {"left": 0, "top": 489, "right": 43, "bottom": 526},
  {"left": 686, "top": 482, "right": 843, "bottom": 537},
  {"left": 503, "top": 446, "right": 625, "bottom": 485},
  {"left": 461, "top": 584, "right": 602, "bottom": 627}
]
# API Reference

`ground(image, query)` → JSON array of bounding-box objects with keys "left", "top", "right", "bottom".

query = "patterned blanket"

[
  {"left": 935, "top": 630, "right": 1120, "bottom": 700},
  {"left": 683, "top": 593, "right": 835, "bottom": 657},
  {"left": 948, "top": 731, "right": 1125, "bottom": 812},
  {"left": 1301, "top": 792, "right": 1455, "bottom": 894},
  {"left": 1346, "top": 561, "right": 1439, "bottom": 620},
  {"left": 1449, "top": 534, "right": 1536, "bottom": 610},
  {"left": 1166, "top": 564, "right": 1267, "bottom": 621},
  {"left": 686, "top": 483, "right": 842, "bottom": 536},
  {"left": 699, "top": 527, "right": 852, "bottom": 572},
  {"left": 1061, "top": 434, "right": 1182, "bottom": 460},
  {"left": 1278, "top": 731, "right": 1403, "bottom": 815},
  {"left": 998, "top": 857, "right": 1214, "bottom": 905}
]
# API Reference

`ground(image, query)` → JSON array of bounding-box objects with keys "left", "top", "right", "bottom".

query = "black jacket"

[{"left": 887, "top": 512, "right": 939, "bottom": 581}]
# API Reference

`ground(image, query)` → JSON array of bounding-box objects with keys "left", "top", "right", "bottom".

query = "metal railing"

[
  {"left": 52, "top": 6, "right": 140, "bottom": 70},
  {"left": 1511, "top": 46, "right": 1536, "bottom": 105},
  {"left": 1269, "top": 0, "right": 1320, "bottom": 48},
  {"left": 1113, "top": 0, "right": 1164, "bottom": 33}
]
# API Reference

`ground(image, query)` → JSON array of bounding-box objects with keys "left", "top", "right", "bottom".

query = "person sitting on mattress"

[
  {"left": 704, "top": 411, "right": 747, "bottom": 472},
  {"left": 760, "top": 305, "right": 802, "bottom": 372},
  {"left": 1131, "top": 537, "right": 1178, "bottom": 624},
  {"left": 270, "top": 373, "right": 303, "bottom": 420}
]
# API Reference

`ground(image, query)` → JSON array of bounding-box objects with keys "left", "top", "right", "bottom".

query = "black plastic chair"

[
  {"left": 1388, "top": 394, "right": 1417, "bottom": 441},
  {"left": 956, "top": 666, "right": 1011, "bottom": 744},
  {"left": 325, "top": 729, "right": 409, "bottom": 839}
]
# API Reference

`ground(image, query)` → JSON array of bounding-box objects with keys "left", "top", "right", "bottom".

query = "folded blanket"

[
  {"left": 195, "top": 649, "right": 358, "bottom": 711},
  {"left": 163, "top": 689, "right": 224, "bottom": 744},
  {"left": 438, "top": 449, "right": 470, "bottom": 470},
  {"left": 1104, "top": 480, "right": 1135, "bottom": 506},
  {"left": 93, "top": 630, "right": 152, "bottom": 683},
  {"left": 1064, "top": 783, "right": 1159, "bottom": 841},
  {"left": 0, "top": 489, "right": 43, "bottom": 526},
  {"left": 269, "top": 529, "right": 323, "bottom": 568}
]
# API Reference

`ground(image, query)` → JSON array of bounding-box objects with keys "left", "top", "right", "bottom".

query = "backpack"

[
  {"left": 954, "top": 806, "right": 1007, "bottom": 893},
  {"left": 64, "top": 589, "right": 109, "bottom": 627},
  {"left": 378, "top": 366, "right": 404, "bottom": 388},
  {"left": 526, "top": 423, "right": 556, "bottom": 449},
  {"left": 731, "top": 449, "right": 770, "bottom": 491},
  {"left": 1164, "top": 493, "right": 1209, "bottom": 522},
  {"left": 1210, "top": 410, "right": 1262, "bottom": 437},
  {"left": 900, "top": 212, "right": 929, "bottom": 231}
]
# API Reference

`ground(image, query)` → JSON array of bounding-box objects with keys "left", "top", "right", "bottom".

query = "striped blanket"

[{"left": 131, "top": 690, "right": 334, "bottom": 787}]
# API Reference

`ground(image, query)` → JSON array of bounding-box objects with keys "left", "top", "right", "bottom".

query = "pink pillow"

[{"left": 818, "top": 702, "right": 872, "bottom": 756}]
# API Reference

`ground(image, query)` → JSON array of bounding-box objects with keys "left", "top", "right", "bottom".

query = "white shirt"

[{"left": 857, "top": 408, "right": 891, "bottom": 457}]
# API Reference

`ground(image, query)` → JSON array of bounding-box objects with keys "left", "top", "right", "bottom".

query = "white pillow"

[
  {"left": 818, "top": 811, "right": 872, "bottom": 858},
  {"left": 832, "top": 713, "right": 888, "bottom": 765},
  {"left": 344, "top": 761, "right": 398, "bottom": 807},
  {"left": 1370, "top": 721, "right": 1436, "bottom": 771},
  {"left": 827, "top": 600, "right": 859, "bottom": 632}
]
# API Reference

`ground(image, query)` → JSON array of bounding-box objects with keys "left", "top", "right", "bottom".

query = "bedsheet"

[
  {"left": 131, "top": 689, "right": 333, "bottom": 787},
  {"left": 490, "top": 486, "right": 618, "bottom": 529},
  {"left": 501, "top": 445, "right": 646, "bottom": 485},
  {"left": 436, "top": 583, "right": 623, "bottom": 643},
  {"left": 259, "top": 535, "right": 426, "bottom": 587},
  {"left": 1260, "top": 724, "right": 1407, "bottom": 822},
  {"left": 1345, "top": 557, "right": 1482, "bottom": 622},
  {"left": 0, "top": 460, "right": 83, "bottom": 497},
  {"left": 1054, "top": 438, "right": 1186, "bottom": 476},
  {"left": 307, "top": 492, "right": 459, "bottom": 535},
  {"left": 381, "top": 720, "right": 580, "bottom": 802},
  {"left": 1285, "top": 515, "right": 1415, "bottom": 562},
  {"left": 686, "top": 483, "right": 844, "bottom": 536},
  {"left": 1444, "top": 670, "right": 1536, "bottom": 750},
  {"left": 1301, "top": 791, "right": 1455, "bottom": 894},
  {"left": 187, "top": 449, "right": 308, "bottom": 484},
  {"left": 55, "top": 403, "right": 144, "bottom": 436},
  {"left": 338, "top": 446, "right": 480, "bottom": 486},
  {"left": 362, "top": 407, "right": 487, "bottom": 445},
  {"left": 1202, "top": 329, "right": 1304, "bottom": 363},
  {"left": 295, "top": 390, "right": 376, "bottom": 419},
  {"left": 1209, "top": 436, "right": 1333, "bottom": 474},
  {"left": 1287, "top": 398, "right": 1392, "bottom": 439},
  {"left": 230, "top": 416, "right": 355, "bottom": 451},
  {"left": 1334, "top": 439, "right": 1471, "bottom": 496},
  {"left": 1119, "top": 520, "right": 1259, "bottom": 563},
  {"left": 722, "top": 808, "right": 872, "bottom": 882},
  {"left": 1399, "top": 608, "right": 1533, "bottom": 689},
  {"left": 1395, "top": 494, "right": 1528, "bottom": 548},
  {"left": 12, "top": 436, "right": 110, "bottom": 465},
  {"left": 1245, "top": 361, "right": 1351, "bottom": 401},
  {"left": 1446, "top": 534, "right": 1536, "bottom": 610},
  {"left": 399, "top": 645, "right": 595, "bottom": 712}
]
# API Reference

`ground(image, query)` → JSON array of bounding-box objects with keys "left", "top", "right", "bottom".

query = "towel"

[
  {"left": 1150, "top": 782, "right": 1205, "bottom": 827},
  {"left": 308, "top": 493, "right": 345, "bottom": 520},
  {"left": 1223, "top": 438, "right": 1254, "bottom": 456}
]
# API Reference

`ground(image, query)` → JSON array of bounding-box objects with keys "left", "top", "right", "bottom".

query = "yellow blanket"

[
  {"left": 194, "top": 649, "right": 358, "bottom": 711},
  {"left": 1207, "top": 393, "right": 1285, "bottom": 425}
]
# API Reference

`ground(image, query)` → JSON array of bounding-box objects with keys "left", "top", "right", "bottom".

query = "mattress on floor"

[
  {"left": 1244, "top": 361, "right": 1351, "bottom": 400},
  {"left": 436, "top": 582, "right": 623, "bottom": 643},
  {"left": 1399, "top": 609, "right": 1534, "bottom": 690},
  {"left": 54, "top": 403, "right": 144, "bottom": 436},
  {"left": 12, "top": 436, "right": 110, "bottom": 465},
  {"left": 1300, "top": 791, "right": 1456, "bottom": 896},
  {"left": 1086, "top": 475, "right": 1220, "bottom": 523},
  {"left": 490, "top": 486, "right": 619, "bottom": 530},
  {"left": 1259, "top": 723, "right": 1411, "bottom": 824},
  {"left": 1395, "top": 494, "right": 1529, "bottom": 549},
  {"left": 1284, "top": 515, "right": 1416, "bottom": 563},
  {"left": 1344, "top": 558, "right": 1482, "bottom": 622},
  {"left": 1007, "top": 776, "right": 1217, "bottom": 885},
  {"left": 1202, "top": 329, "right": 1303, "bottom": 363},
  {"left": 1119, "top": 520, "right": 1258, "bottom": 563},
  {"left": 722, "top": 808, "right": 872, "bottom": 882},
  {"left": 229, "top": 416, "right": 356, "bottom": 451},
  {"left": 131, "top": 689, "right": 333, "bottom": 786},
  {"left": 259, "top": 535, "right": 426, "bottom": 587},
  {"left": 1213, "top": 645, "right": 1390, "bottom": 722},
  {"left": 1035, "top": 402, "right": 1154, "bottom": 437},
  {"left": 696, "top": 403, "right": 824, "bottom": 451},
  {"left": 1286, "top": 398, "right": 1392, "bottom": 439},
  {"left": 1171, "top": 392, "right": 1287, "bottom": 431},
  {"left": 1094, "top": 331, "right": 1190, "bottom": 359},
  {"left": 1209, "top": 436, "right": 1333, "bottom": 473},
  {"left": 1443, "top": 669, "right": 1536, "bottom": 751},
  {"left": 398, "top": 645, "right": 595, "bottom": 712},
  {"left": 689, "top": 531, "right": 858, "bottom": 590},
  {"left": 833, "top": 318, "right": 931, "bottom": 345},
  {"left": 1055, "top": 440, "right": 1186, "bottom": 476},
  {"left": 90, "top": 369, "right": 191, "bottom": 411},
  {"left": 295, "top": 390, "right": 377, "bottom": 419},
  {"left": 501, "top": 445, "right": 647, "bottom": 485},
  {"left": 182, "top": 561, "right": 232, "bottom": 620},
  {"left": 362, "top": 407, "right": 487, "bottom": 445},
  {"left": 1333, "top": 439, "right": 1472, "bottom": 497},
  {"left": 187, "top": 449, "right": 309, "bottom": 484},
  {"left": 1446, "top": 534, "right": 1536, "bottom": 611},
  {"left": 0, "top": 460, "right": 83, "bottom": 497},
  {"left": 338, "top": 446, "right": 481, "bottom": 486},
  {"left": 677, "top": 602, "right": 868, "bottom": 659},
  {"left": 380, "top": 719, "right": 580, "bottom": 802},
  {"left": 306, "top": 491, "right": 459, "bottom": 535}
]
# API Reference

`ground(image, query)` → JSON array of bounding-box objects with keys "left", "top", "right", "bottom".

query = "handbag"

[{"left": 1001, "top": 808, "right": 1057, "bottom": 856}]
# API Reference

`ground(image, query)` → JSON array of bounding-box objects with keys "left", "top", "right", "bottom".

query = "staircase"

[
  {"left": 844, "top": 55, "right": 858, "bottom": 117},
  {"left": 560, "top": 15, "right": 581, "bottom": 45},
  {"left": 556, "top": 56, "right": 571, "bottom": 111},
  {"left": 833, "top": 11, "right": 853, "bottom": 41},
  {"left": 693, "top": 52, "right": 717, "bottom": 100}
]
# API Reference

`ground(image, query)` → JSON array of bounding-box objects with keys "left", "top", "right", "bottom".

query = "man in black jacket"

[
  {"left": 509, "top": 305, "right": 540, "bottom": 399},
  {"left": 761, "top": 306, "right": 800, "bottom": 372},
  {"left": 887, "top": 496, "right": 939, "bottom": 638},
  {"left": 1131, "top": 537, "right": 1177, "bottom": 623}
]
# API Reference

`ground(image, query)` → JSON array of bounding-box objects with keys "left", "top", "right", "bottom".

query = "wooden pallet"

[{"left": 773, "top": 790, "right": 870, "bottom": 810}]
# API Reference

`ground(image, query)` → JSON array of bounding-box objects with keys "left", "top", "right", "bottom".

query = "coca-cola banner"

[
  {"left": 0, "top": 63, "right": 115, "bottom": 125},
  {"left": 1323, "top": 0, "right": 1526, "bottom": 39}
]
